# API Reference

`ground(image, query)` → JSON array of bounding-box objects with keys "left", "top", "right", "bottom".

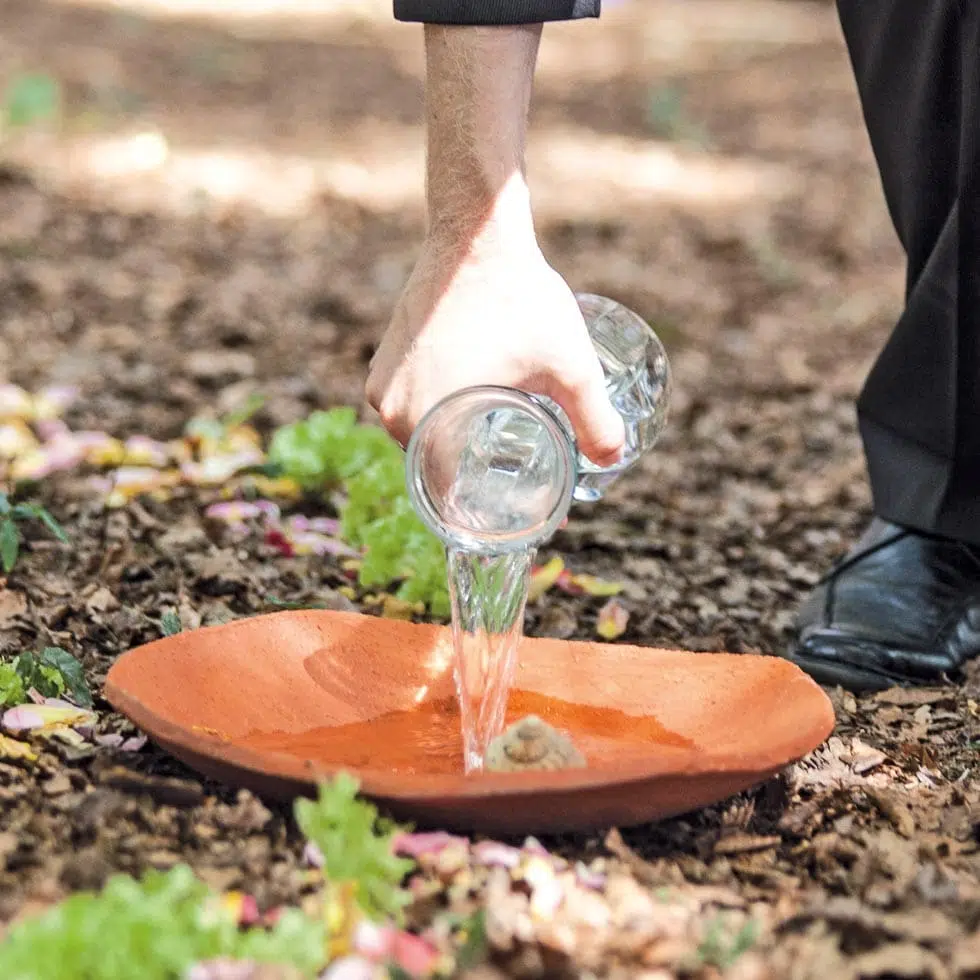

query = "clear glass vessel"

[{"left": 404, "top": 294, "right": 671, "bottom": 551}]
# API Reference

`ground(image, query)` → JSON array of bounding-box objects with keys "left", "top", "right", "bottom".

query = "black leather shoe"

[{"left": 787, "top": 518, "right": 980, "bottom": 691}]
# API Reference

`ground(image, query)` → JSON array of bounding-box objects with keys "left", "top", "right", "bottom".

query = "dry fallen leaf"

[{"left": 0, "top": 589, "right": 28, "bottom": 628}]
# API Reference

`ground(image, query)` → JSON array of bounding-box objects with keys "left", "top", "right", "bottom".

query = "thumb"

[{"left": 547, "top": 365, "right": 626, "bottom": 469}]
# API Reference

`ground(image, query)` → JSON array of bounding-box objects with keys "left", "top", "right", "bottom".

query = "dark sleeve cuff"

[{"left": 394, "top": 1, "right": 600, "bottom": 24}]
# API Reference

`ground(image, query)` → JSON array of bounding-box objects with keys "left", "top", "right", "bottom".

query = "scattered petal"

[
  {"left": 352, "top": 920, "right": 393, "bottom": 959},
  {"left": 390, "top": 931, "right": 440, "bottom": 977},
  {"left": 288, "top": 530, "right": 360, "bottom": 559},
  {"left": 393, "top": 831, "right": 468, "bottom": 859},
  {"left": 575, "top": 862, "right": 607, "bottom": 890},
  {"left": 96, "top": 733, "right": 124, "bottom": 748},
  {"left": 562, "top": 573, "right": 624, "bottom": 597},
  {"left": 181, "top": 450, "right": 264, "bottom": 486},
  {"left": 219, "top": 891, "right": 260, "bottom": 927},
  {"left": 11, "top": 442, "right": 86, "bottom": 481},
  {"left": 168, "top": 438, "right": 194, "bottom": 465},
  {"left": 522, "top": 856, "right": 564, "bottom": 920},
  {"left": 206, "top": 500, "right": 281, "bottom": 524},
  {"left": 0, "top": 384, "right": 34, "bottom": 421},
  {"left": 1, "top": 706, "right": 44, "bottom": 731},
  {"left": 595, "top": 598, "right": 629, "bottom": 640},
  {"left": 0, "top": 733, "right": 36, "bottom": 762},
  {"left": 2, "top": 703, "right": 97, "bottom": 732},
  {"left": 32, "top": 385, "right": 79, "bottom": 419},
  {"left": 33, "top": 419, "right": 70, "bottom": 441},
  {"left": 528, "top": 557, "right": 565, "bottom": 602},
  {"left": 186, "top": 959, "right": 282, "bottom": 980},
  {"left": 237, "top": 474, "right": 303, "bottom": 501},
  {"left": 471, "top": 840, "right": 521, "bottom": 868},
  {"left": 522, "top": 837, "right": 551, "bottom": 857},
  {"left": 321, "top": 956, "right": 380, "bottom": 980},
  {"left": 104, "top": 467, "right": 180, "bottom": 507},
  {"left": 288, "top": 515, "right": 341, "bottom": 535},
  {"left": 303, "top": 840, "right": 324, "bottom": 868},
  {"left": 123, "top": 435, "right": 172, "bottom": 467},
  {"left": 77, "top": 432, "right": 127, "bottom": 467},
  {"left": 120, "top": 734, "right": 147, "bottom": 752},
  {"left": 42, "top": 697, "right": 84, "bottom": 710},
  {"left": 264, "top": 527, "right": 294, "bottom": 557},
  {"left": 0, "top": 421, "right": 38, "bottom": 459}
]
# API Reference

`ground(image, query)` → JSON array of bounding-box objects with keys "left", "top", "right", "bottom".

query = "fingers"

[{"left": 543, "top": 364, "right": 626, "bottom": 468}]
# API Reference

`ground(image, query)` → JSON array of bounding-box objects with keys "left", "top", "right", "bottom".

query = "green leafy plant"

[
  {"left": 0, "top": 492, "right": 69, "bottom": 573},
  {"left": 453, "top": 909, "right": 488, "bottom": 971},
  {"left": 269, "top": 410, "right": 450, "bottom": 617},
  {"left": 696, "top": 915, "right": 759, "bottom": 970},
  {"left": 160, "top": 610, "right": 183, "bottom": 636},
  {"left": 646, "top": 82, "right": 711, "bottom": 147},
  {"left": 0, "top": 864, "right": 326, "bottom": 980},
  {"left": 0, "top": 646, "right": 91, "bottom": 708},
  {"left": 294, "top": 772, "right": 414, "bottom": 923},
  {"left": 2, "top": 73, "right": 61, "bottom": 133}
]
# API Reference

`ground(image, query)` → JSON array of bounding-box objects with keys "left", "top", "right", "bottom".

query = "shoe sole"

[{"left": 786, "top": 650, "right": 915, "bottom": 694}]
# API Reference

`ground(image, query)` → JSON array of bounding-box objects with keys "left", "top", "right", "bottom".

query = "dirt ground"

[{"left": 1, "top": 0, "right": 979, "bottom": 977}]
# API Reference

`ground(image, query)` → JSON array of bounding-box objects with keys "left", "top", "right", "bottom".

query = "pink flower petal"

[
  {"left": 2, "top": 703, "right": 97, "bottom": 732},
  {"left": 238, "top": 894, "right": 260, "bottom": 927},
  {"left": 206, "top": 500, "right": 280, "bottom": 524},
  {"left": 596, "top": 598, "right": 629, "bottom": 640},
  {"left": 264, "top": 527, "right": 294, "bottom": 557},
  {"left": 186, "top": 959, "right": 266, "bottom": 980},
  {"left": 0, "top": 384, "right": 34, "bottom": 420},
  {"left": 472, "top": 840, "right": 521, "bottom": 869},
  {"left": 11, "top": 444, "right": 86, "bottom": 480},
  {"left": 33, "top": 385, "right": 79, "bottom": 419},
  {"left": 34, "top": 419, "right": 69, "bottom": 442},
  {"left": 120, "top": 734, "right": 147, "bottom": 752},
  {"left": 575, "top": 863, "right": 606, "bottom": 890},
  {"left": 97, "top": 733, "right": 124, "bottom": 748},
  {"left": 286, "top": 530, "right": 360, "bottom": 558},
  {"left": 0, "top": 421, "right": 38, "bottom": 459},
  {"left": 392, "top": 831, "right": 468, "bottom": 859},
  {"left": 303, "top": 841, "right": 324, "bottom": 868},
  {"left": 181, "top": 450, "right": 264, "bottom": 486},
  {"left": 390, "top": 931, "right": 440, "bottom": 977},
  {"left": 353, "top": 920, "right": 394, "bottom": 960},
  {"left": 321, "top": 956, "right": 380, "bottom": 980},
  {"left": 123, "top": 435, "right": 171, "bottom": 468},
  {"left": 2, "top": 705, "right": 44, "bottom": 731},
  {"left": 42, "top": 698, "right": 80, "bottom": 710}
]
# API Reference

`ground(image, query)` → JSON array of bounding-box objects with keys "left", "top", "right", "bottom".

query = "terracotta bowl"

[{"left": 105, "top": 609, "right": 834, "bottom": 834}]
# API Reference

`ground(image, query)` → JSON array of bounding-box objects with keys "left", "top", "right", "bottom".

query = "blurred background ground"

[{"left": 1, "top": 1, "right": 979, "bottom": 977}]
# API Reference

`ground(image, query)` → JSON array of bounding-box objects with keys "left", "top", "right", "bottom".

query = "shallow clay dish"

[{"left": 105, "top": 610, "right": 835, "bottom": 834}]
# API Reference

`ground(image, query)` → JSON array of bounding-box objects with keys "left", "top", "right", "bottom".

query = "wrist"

[{"left": 426, "top": 171, "right": 537, "bottom": 256}]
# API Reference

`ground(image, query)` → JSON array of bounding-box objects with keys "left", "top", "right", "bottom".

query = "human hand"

[{"left": 366, "top": 234, "right": 626, "bottom": 468}]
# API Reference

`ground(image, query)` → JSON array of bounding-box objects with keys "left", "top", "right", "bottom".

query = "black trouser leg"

[{"left": 837, "top": 1, "right": 980, "bottom": 543}]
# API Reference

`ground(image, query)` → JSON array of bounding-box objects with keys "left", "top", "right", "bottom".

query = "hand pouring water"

[{"left": 405, "top": 294, "right": 672, "bottom": 772}]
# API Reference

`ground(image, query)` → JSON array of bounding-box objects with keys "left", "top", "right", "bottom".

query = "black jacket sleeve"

[{"left": 394, "top": 1, "right": 599, "bottom": 24}]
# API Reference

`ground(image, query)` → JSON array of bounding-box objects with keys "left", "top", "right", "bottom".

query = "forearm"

[{"left": 423, "top": 25, "right": 541, "bottom": 250}]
